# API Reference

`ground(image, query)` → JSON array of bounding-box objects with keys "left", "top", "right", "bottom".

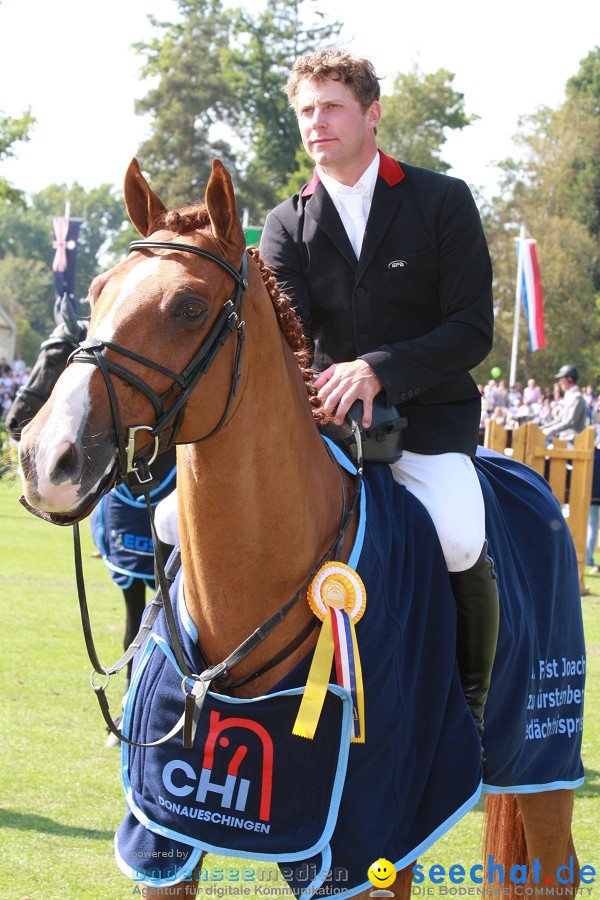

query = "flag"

[
  {"left": 516, "top": 237, "right": 546, "bottom": 351},
  {"left": 52, "top": 215, "right": 83, "bottom": 301}
]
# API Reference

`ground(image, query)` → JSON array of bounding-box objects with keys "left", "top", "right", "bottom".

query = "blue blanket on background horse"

[
  {"left": 114, "top": 443, "right": 584, "bottom": 898},
  {"left": 90, "top": 452, "right": 176, "bottom": 588},
  {"left": 475, "top": 447, "right": 585, "bottom": 791}
]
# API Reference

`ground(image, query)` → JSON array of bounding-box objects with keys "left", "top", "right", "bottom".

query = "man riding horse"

[{"left": 260, "top": 48, "right": 499, "bottom": 744}]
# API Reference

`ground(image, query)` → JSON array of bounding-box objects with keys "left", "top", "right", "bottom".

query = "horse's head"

[
  {"left": 19, "top": 157, "right": 249, "bottom": 523},
  {"left": 6, "top": 301, "right": 87, "bottom": 440}
]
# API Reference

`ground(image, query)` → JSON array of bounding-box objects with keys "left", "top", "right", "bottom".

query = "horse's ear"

[
  {"left": 205, "top": 159, "right": 246, "bottom": 256},
  {"left": 54, "top": 292, "right": 79, "bottom": 334},
  {"left": 53, "top": 293, "right": 66, "bottom": 326},
  {"left": 124, "top": 158, "right": 168, "bottom": 236}
]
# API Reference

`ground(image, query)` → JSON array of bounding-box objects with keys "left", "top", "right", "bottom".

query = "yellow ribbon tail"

[
  {"left": 292, "top": 612, "right": 334, "bottom": 740},
  {"left": 349, "top": 618, "right": 365, "bottom": 743}
]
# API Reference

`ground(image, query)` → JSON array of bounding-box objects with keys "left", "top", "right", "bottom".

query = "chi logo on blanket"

[{"left": 161, "top": 710, "right": 273, "bottom": 823}]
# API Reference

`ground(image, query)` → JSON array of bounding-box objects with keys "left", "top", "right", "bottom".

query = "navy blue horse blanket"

[
  {"left": 114, "top": 442, "right": 585, "bottom": 898},
  {"left": 90, "top": 454, "right": 176, "bottom": 589}
]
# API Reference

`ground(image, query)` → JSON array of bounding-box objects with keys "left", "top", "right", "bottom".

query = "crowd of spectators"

[
  {"left": 479, "top": 376, "right": 600, "bottom": 437},
  {"left": 0, "top": 355, "right": 31, "bottom": 423}
]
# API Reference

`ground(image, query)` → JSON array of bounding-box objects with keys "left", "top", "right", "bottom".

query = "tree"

[
  {"left": 0, "top": 107, "right": 35, "bottom": 205},
  {"left": 475, "top": 48, "right": 600, "bottom": 389},
  {"left": 224, "top": 0, "right": 341, "bottom": 211},
  {"left": 132, "top": 0, "right": 340, "bottom": 219},
  {"left": 564, "top": 47, "right": 600, "bottom": 242},
  {"left": 378, "top": 66, "right": 476, "bottom": 172},
  {"left": 133, "top": 0, "right": 237, "bottom": 207},
  {"left": 0, "top": 255, "right": 54, "bottom": 360},
  {"left": 0, "top": 184, "right": 128, "bottom": 361}
]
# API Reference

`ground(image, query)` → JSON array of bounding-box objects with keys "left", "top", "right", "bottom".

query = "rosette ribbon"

[{"left": 293, "top": 562, "right": 366, "bottom": 743}]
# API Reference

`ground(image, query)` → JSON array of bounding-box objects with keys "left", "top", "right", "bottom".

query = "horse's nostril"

[{"left": 47, "top": 440, "right": 84, "bottom": 485}]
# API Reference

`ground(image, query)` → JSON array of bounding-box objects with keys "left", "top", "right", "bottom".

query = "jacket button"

[
  {"left": 400, "top": 393, "right": 406, "bottom": 401},
  {"left": 359, "top": 334, "right": 369, "bottom": 345},
  {"left": 407, "top": 389, "right": 414, "bottom": 398},
  {"left": 355, "top": 287, "right": 365, "bottom": 297}
]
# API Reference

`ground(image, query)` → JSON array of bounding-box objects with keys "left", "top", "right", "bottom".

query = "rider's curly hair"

[{"left": 284, "top": 48, "right": 381, "bottom": 111}]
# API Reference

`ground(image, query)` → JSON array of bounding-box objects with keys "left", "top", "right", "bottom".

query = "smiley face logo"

[{"left": 367, "top": 858, "right": 397, "bottom": 890}]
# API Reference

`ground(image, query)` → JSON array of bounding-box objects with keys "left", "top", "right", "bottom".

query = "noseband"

[{"left": 68, "top": 240, "right": 248, "bottom": 483}]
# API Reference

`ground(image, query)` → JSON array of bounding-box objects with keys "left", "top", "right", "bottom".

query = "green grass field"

[{"left": 0, "top": 469, "right": 598, "bottom": 899}]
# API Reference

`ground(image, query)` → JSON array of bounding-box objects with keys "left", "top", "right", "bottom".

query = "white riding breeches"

[
  {"left": 154, "top": 487, "right": 180, "bottom": 547},
  {"left": 156, "top": 452, "right": 486, "bottom": 574},
  {"left": 389, "top": 451, "right": 485, "bottom": 573}
]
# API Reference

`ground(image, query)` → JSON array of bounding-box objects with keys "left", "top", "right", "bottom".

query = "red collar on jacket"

[{"left": 301, "top": 150, "right": 405, "bottom": 197}]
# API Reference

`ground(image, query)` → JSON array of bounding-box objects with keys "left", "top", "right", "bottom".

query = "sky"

[{"left": 0, "top": 0, "right": 598, "bottom": 203}]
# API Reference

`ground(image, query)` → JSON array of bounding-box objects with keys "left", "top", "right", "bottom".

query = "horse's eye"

[{"left": 177, "top": 302, "right": 205, "bottom": 321}]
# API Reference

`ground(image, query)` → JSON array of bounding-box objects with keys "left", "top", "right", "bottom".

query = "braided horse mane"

[{"left": 154, "top": 205, "right": 325, "bottom": 423}]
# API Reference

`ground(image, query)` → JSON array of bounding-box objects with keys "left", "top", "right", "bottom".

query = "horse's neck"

[{"left": 176, "top": 353, "right": 355, "bottom": 692}]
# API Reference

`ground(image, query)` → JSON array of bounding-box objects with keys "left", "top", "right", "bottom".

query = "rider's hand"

[{"left": 314, "top": 360, "right": 383, "bottom": 428}]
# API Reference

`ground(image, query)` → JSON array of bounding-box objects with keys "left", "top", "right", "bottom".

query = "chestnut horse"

[{"left": 18, "top": 159, "right": 583, "bottom": 899}]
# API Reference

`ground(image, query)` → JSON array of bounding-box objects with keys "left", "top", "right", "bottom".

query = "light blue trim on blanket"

[
  {"left": 321, "top": 435, "right": 366, "bottom": 571},
  {"left": 299, "top": 846, "right": 331, "bottom": 900},
  {"left": 113, "top": 465, "right": 177, "bottom": 507},
  {"left": 93, "top": 503, "right": 137, "bottom": 589},
  {"left": 342, "top": 782, "right": 483, "bottom": 898},
  {"left": 120, "top": 632, "right": 353, "bottom": 877},
  {"left": 483, "top": 777, "right": 585, "bottom": 794},
  {"left": 177, "top": 575, "right": 198, "bottom": 643}
]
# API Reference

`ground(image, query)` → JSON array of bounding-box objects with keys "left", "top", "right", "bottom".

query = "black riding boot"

[{"left": 449, "top": 541, "right": 500, "bottom": 741}]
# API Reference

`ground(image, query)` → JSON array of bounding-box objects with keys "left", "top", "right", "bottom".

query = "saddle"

[{"left": 318, "top": 396, "right": 407, "bottom": 464}]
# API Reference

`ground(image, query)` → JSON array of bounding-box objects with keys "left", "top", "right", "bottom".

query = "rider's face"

[{"left": 295, "top": 77, "right": 380, "bottom": 183}]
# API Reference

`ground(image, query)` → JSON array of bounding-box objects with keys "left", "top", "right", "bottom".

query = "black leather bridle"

[{"left": 67, "top": 240, "right": 248, "bottom": 483}]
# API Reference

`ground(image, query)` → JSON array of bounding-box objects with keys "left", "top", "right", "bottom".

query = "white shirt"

[{"left": 318, "top": 152, "right": 380, "bottom": 256}]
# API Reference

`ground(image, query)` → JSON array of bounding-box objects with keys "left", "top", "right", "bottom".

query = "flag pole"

[{"left": 509, "top": 225, "right": 526, "bottom": 387}]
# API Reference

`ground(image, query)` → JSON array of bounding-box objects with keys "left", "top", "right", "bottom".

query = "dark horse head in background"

[{"left": 6, "top": 294, "right": 88, "bottom": 440}]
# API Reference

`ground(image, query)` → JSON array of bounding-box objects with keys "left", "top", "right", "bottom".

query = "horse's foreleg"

[
  {"left": 517, "top": 789, "right": 579, "bottom": 894},
  {"left": 394, "top": 864, "right": 415, "bottom": 900}
]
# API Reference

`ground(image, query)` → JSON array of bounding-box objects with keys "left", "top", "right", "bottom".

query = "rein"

[{"left": 65, "top": 239, "right": 363, "bottom": 748}]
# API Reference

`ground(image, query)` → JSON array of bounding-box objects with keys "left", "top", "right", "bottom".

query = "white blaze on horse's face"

[
  {"left": 21, "top": 361, "right": 98, "bottom": 512},
  {"left": 19, "top": 257, "right": 164, "bottom": 515},
  {"left": 93, "top": 256, "right": 163, "bottom": 341}
]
